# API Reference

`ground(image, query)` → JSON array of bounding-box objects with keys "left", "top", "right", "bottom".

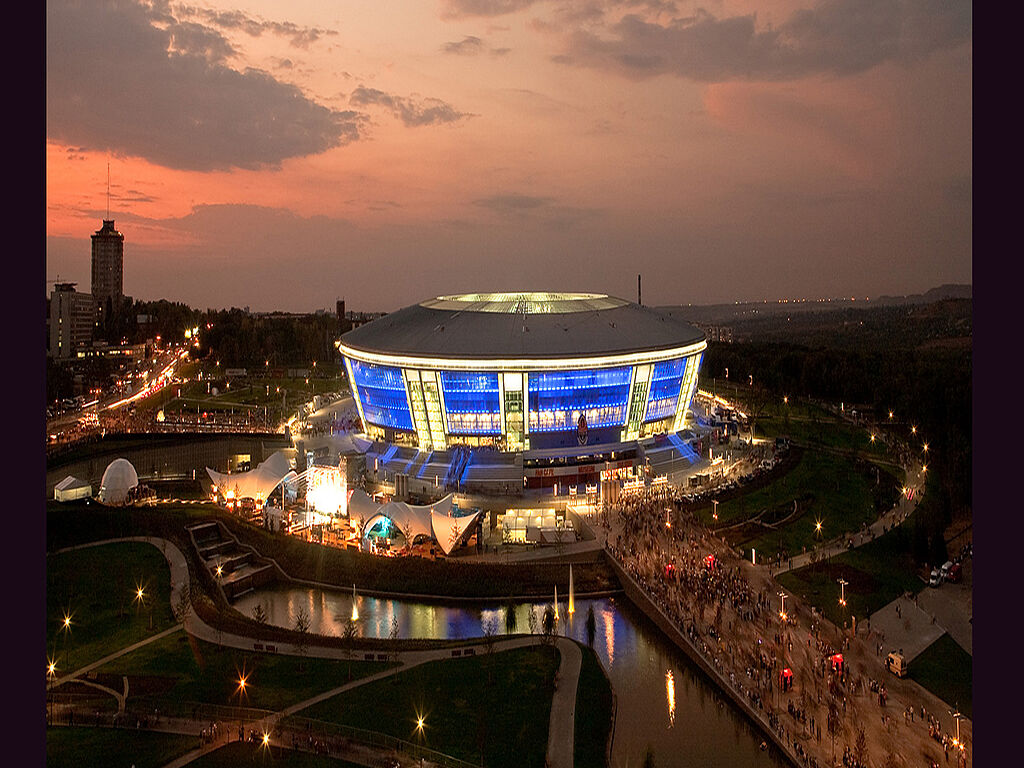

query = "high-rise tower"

[{"left": 91, "top": 219, "right": 124, "bottom": 305}]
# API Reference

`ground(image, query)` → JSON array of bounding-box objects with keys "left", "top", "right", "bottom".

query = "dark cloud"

[
  {"left": 47, "top": 0, "right": 362, "bottom": 171},
  {"left": 167, "top": 20, "right": 235, "bottom": 63},
  {"left": 556, "top": 0, "right": 972, "bottom": 81},
  {"left": 441, "top": 0, "right": 537, "bottom": 18},
  {"left": 443, "top": 35, "right": 486, "bottom": 54},
  {"left": 474, "top": 193, "right": 555, "bottom": 211},
  {"left": 473, "top": 193, "right": 600, "bottom": 230},
  {"left": 174, "top": 5, "right": 338, "bottom": 48},
  {"left": 349, "top": 86, "right": 470, "bottom": 127}
]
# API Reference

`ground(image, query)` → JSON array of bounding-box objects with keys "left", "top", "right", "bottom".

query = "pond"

[{"left": 234, "top": 586, "right": 788, "bottom": 768}]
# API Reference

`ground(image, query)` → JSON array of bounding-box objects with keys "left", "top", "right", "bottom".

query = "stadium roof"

[{"left": 339, "top": 292, "right": 705, "bottom": 362}]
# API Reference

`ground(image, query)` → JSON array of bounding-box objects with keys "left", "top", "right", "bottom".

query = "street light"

[
  {"left": 712, "top": 499, "right": 719, "bottom": 522},
  {"left": 837, "top": 578, "right": 848, "bottom": 607},
  {"left": 778, "top": 591, "right": 788, "bottom": 622},
  {"left": 949, "top": 706, "right": 966, "bottom": 756}
]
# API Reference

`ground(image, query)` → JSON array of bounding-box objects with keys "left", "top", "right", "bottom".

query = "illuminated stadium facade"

[{"left": 337, "top": 293, "right": 706, "bottom": 453}]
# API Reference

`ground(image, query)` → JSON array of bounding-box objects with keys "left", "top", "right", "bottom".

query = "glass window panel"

[
  {"left": 645, "top": 357, "right": 686, "bottom": 422},
  {"left": 348, "top": 359, "right": 414, "bottom": 430},
  {"left": 528, "top": 366, "right": 632, "bottom": 432},
  {"left": 439, "top": 370, "right": 502, "bottom": 435}
]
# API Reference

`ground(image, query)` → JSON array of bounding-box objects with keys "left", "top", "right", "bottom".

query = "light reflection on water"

[{"left": 234, "top": 586, "right": 787, "bottom": 768}]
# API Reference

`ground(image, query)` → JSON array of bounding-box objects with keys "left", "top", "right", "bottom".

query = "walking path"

[
  {"left": 50, "top": 536, "right": 584, "bottom": 768},
  {"left": 546, "top": 637, "right": 581, "bottom": 768}
]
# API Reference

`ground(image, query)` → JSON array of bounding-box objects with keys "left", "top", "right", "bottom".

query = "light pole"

[
  {"left": 712, "top": 499, "right": 719, "bottom": 523},
  {"left": 949, "top": 706, "right": 965, "bottom": 752}
]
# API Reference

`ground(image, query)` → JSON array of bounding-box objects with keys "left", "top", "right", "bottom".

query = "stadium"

[{"left": 335, "top": 292, "right": 709, "bottom": 501}]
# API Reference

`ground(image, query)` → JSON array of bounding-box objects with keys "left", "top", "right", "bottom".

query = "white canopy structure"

[
  {"left": 54, "top": 475, "right": 92, "bottom": 502},
  {"left": 348, "top": 490, "right": 480, "bottom": 555},
  {"left": 207, "top": 450, "right": 297, "bottom": 502},
  {"left": 98, "top": 458, "right": 138, "bottom": 505}
]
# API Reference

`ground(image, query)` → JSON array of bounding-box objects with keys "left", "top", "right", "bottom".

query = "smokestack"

[{"left": 638, "top": 274, "right": 642, "bottom": 306}]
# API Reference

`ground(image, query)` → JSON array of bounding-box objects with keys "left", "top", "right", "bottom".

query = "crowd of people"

[{"left": 601, "top": 480, "right": 964, "bottom": 768}]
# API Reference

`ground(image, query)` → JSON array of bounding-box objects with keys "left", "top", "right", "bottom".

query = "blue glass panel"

[
  {"left": 680, "top": 352, "right": 703, "bottom": 412},
  {"left": 439, "top": 371, "right": 502, "bottom": 434},
  {"left": 528, "top": 367, "right": 632, "bottom": 432},
  {"left": 348, "top": 359, "right": 413, "bottom": 430},
  {"left": 644, "top": 358, "right": 686, "bottom": 422}
]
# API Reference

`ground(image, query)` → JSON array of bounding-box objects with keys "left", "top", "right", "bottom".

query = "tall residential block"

[
  {"left": 91, "top": 219, "right": 124, "bottom": 305},
  {"left": 49, "top": 283, "right": 95, "bottom": 358}
]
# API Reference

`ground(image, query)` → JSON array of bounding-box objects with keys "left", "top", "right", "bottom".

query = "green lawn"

[
  {"left": 46, "top": 726, "right": 197, "bottom": 768},
  {"left": 46, "top": 541, "right": 177, "bottom": 673},
  {"left": 574, "top": 645, "right": 613, "bottom": 768},
  {"left": 300, "top": 644, "right": 561, "bottom": 768},
  {"left": 187, "top": 741, "right": 366, "bottom": 767},
  {"left": 97, "top": 632, "right": 394, "bottom": 712},
  {"left": 910, "top": 633, "right": 972, "bottom": 719},
  {"left": 700, "top": 448, "right": 898, "bottom": 559},
  {"left": 753, "top": 401, "right": 892, "bottom": 461},
  {"left": 777, "top": 521, "right": 926, "bottom": 626}
]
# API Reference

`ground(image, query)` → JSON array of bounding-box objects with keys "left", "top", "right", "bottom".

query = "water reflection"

[
  {"left": 666, "top": 669, "right": 676, "bottom": 728},
  {"left": 234, "top": 586, "right": 787, "bottom": 768}
]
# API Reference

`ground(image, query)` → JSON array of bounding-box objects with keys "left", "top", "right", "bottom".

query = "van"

[
  {"left": 940, "top": 561, "right": 954, "bottom": 580},
  {"left": 886, "top": 652, "right": 908, "bottom": 678},
  {"left": 928, "top": 569, "right": 942, "bottom": 587}
]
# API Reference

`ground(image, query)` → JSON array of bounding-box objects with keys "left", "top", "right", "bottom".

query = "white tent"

[
  {"left": 207, "top": 450, "right": 296, "bottom": 502},
  {"left": 98, "top": 458, "right": 138, "bottom": 505},
  {"left": 349, "top": 491, "right": 480, "bottom": 555},
  {"left": 54, "top": 475, "right": 92, "bottom": 502}
]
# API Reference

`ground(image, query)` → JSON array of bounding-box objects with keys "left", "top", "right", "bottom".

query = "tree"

[
  {"left": 586, "top": 605, "right": 597, "bottom": 648},
  {"left": 541, "top": 605, "right": 556, "bottom": 644},
  {"left": 827, "top": 694, "right": 840, "bottom": 765},
  {"left": 853, "top": 726, "right": 867, "bottom": 767},
  {"left": 482, "top": 619, "right": 498, "bottom": 684},
  {"left": 294, "top": 607, "right": 310, "bottom": 669},
  {"left": 504, "top": 602, "right": 518, "bottom": 635},
  {"left": 527, "top": 607, "right": 538, "bottom": 636},
  {"left": 389, "top": 615, "right": 400, "bottom": 667}
]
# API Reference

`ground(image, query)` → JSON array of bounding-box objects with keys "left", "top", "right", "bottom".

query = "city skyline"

[{"left": 46, "top": 0, "right": 972, "bottom": 313}]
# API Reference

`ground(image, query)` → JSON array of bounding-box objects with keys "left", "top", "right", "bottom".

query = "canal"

[{"left": 234, "top": 586, "right": 788, "bottom": 768}]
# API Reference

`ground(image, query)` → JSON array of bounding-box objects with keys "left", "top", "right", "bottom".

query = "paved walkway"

[
  {"left": 50, "top": 536, "right": 585, "bottom": 768},
  {"left": 546, "top": 637, "right": 581, "bottom": 768}
]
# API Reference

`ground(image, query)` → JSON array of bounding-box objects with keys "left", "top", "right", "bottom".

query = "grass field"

[
  {"left": 910, "top": 633, "right": 972, "bottom": 719},
  {"left": 97, "top": 632, "right": 394, "bottom": 712},
  {"left": 46, "top": 726, "right": 197, "bottom": 768},
  {"left": 46, "top": 541, "right": 177, "bottom": 673},
  {"left": 701, "top": 448, "right": 899, "bottom": 560},
  {"left": 299, "top": 644, "right": 561, "bottom": 768},
  {"left": 776, "top": 519, "right": 926, "bottom": 626}
]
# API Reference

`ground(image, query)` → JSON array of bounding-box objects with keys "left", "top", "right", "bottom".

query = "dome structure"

[
  {"left": 98, "top": 458, "right": 139, "bottom": 505},
  {"left": 338, "top": 292, "right": 706, "bottom": 451}
]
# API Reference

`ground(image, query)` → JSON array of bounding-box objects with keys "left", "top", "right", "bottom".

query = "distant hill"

[{"left": 656, "top": 284, "right": 971, "bottom": 325}]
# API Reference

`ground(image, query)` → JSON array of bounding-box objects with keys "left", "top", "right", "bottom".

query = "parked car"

[
  {"left": 928, "top": 569, "right": 942, "bottom": 587},
  {"left": 947, "top": 563, "right": 963, "bottom": 583},
  {"left": 940, "top": 560, "right": 954, "bottom": 581},
  {"left": 886, "top": 651, "right": 908, "bottom": 678}
]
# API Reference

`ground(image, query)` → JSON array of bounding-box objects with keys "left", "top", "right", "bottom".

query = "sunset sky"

[{"left": 46, "top": 0, "right": 972, "bottom": 313}]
